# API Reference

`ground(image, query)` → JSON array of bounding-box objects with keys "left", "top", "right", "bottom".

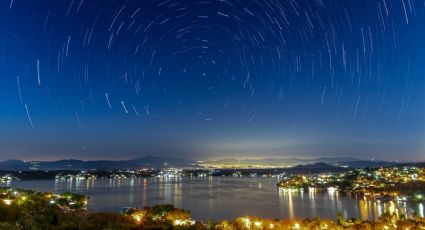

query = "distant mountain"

[
  {"left": 291, "top": 162, "right": 338, "bottom": 170},
  {"left": 312, "top": 157, "right": 360, "bottom": 164},
  {"left": 203, "top": 157, "right": 397, "bottom": 168},
  {"left": 0, "top": 160, "right": 29, "bottom": 171},
  {"left": 0, "top": 156, "right": 412, "bottom": 171},
  {"left": 285, "top": 162, "right": 348, "bottom": 174},
  {"left": 0, "top": 156, "right": 196, "bottom": 171},
  {"left": 205, "top": 157, "right": 311, "bottom": 167},
  {"left": 336, "top": 160, "right": 395, "bottom": 168}
]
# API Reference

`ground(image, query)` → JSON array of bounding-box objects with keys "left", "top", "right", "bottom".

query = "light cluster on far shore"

[{"left": 277, "top": 166, "right": 425, "bottom": 204}]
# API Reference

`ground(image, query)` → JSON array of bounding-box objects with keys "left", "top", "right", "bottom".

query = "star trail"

[{"left": 0, "top": 0, "right": 424, "bottom": 161}]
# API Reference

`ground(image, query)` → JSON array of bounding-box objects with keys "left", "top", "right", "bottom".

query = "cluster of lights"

[
  {"left": 0, "top": 188, "right": 88, "bottom": 212},
  {"left": 157, "top": 168, "right": 184, "bottom": 178},
  {"left": 173, "top": 219, "right": 194, "bottom": 226},
  {"left": 0, "top": 175, "right": 13, "bottom": 182},
  {"left": 129, "top": 208, "right": 194, "bottom": 227},
  {"left": 3, "top": 199, "right": 12, "bottom": 205},
  {"left": 278, "top": 167, "right": 425, "bottom": 203},
  {"left": 131, "top": 211, "right": 145, "bottom": 223},
  {"left": 211, "top": 215, "right": 425, "bottom": 230}
]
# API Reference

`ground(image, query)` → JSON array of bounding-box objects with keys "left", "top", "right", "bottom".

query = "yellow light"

[
  {"left": 241, "top": 217, "right": 251, "bottom": 228},
  {"left": 389, "top": 201, "right": 396, "bottom": 214},
  {"left": 294, "top": 223, "right": 300, "bottom": 229},
  {"left": 130, "top": 211, "right": 146, "bottom": 223},
  {"left": 3, "top": 199, "right": 12, "bottom": 205},
  {"left": 174, "top": 220, "right": 182, "bottom": 226},
  {"left": 254, "top": 221, "right": 262, "bottom": 228},
  {"left": 132, "top": 214, "right": 143, "bottom": 223},
  {"left": 173, "top": 219, "right": 188, "bottom": 226}
]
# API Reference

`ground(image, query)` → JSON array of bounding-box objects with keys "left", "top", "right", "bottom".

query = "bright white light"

[
  {"left": 3, "top": 199, "right": 12, "bottom": 205},
  {"left": 254, "top": 221, "right": 262, "bottom": 227}
]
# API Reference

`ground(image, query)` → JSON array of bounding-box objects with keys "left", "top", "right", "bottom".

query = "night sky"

[{"left": 0, "top": 0, "right": 424, "bottom": 161}]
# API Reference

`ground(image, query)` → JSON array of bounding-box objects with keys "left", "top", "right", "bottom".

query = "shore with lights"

[
  {"left": 0, "top": 166, "right": 344, "bottom": 181},
  {"left": 2, "top": 165, "right": 424, "bottom": 205},
  {"left": 277, "top": 166, "right": 425, "bottom": 205},
  {"left": 0, "top": 187, "right": 424, "bottom": 229}
]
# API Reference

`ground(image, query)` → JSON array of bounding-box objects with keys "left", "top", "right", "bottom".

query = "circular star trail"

[{"left": 0, "top": 0, "right": 424, "bottom": 161}]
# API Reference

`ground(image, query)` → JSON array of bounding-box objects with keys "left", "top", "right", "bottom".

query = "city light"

[
  {"left": 277, "top": 167, "right": 425, "bottom": 204},
  {"left": 3, "top": 199, "right": 11, "bottom": 205},
  {"left": 253, "top": 221, "right": 262, "bottom": 228}
]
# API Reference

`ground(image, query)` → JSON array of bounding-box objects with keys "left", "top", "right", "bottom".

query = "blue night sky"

[{"left": 0, "top": 0, "right": 424, "bottom": 161}]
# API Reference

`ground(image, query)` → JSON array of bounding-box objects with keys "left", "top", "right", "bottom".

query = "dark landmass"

[
  {"left": 288, "top": 162, "right": 346, "bottom": 173},
  {"left": 395, "top": 162, "right": 425, "bottom": 168},
  {"left": 0, "top": 170, "right": 158, "bottom": 180},
  {"left": 199, "top": 157, "right": 399, "bottom": 169},
  {"left": 205, "top": 163, "right": 347, "bottom": 177},
  {"left": 336, "top": 160, "right": 395, "bottom": 168},
  {"left": 0, "top": 163, "right": 352, "bottom": 180},
  {"left": 0, "top": 158, "right": 423, "bottom": 181},
  {"left": 0, "top": 156, "right": 407, "bottom": 171},
  {"left": 0, "top": 156, "right": 196, "bottom": 171},
  {"left": 202, "top": 157, "right": 361, "bottom": 167}
]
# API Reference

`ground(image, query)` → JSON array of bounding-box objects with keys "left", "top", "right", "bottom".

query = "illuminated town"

[{"left": 277, "top": 167, "right": 425, "bottom": 203}]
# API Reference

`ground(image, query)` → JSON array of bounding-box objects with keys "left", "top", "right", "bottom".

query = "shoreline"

[
  {"left": 2, "top": 175, "right": 424, "bottom": 222},
  {"left": 0, "top": 187, "right": 424, "bottom": 229}
]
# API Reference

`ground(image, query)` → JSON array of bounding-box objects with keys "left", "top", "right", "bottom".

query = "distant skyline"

[{"left": 0, "top": 0, "right": 424, "bottom": 161}]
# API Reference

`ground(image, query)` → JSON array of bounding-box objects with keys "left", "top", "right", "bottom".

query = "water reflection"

[
  {"left": 3, "top": 177, "right": 422, "bottom": 221},
  {"left": 308, "top": 188, "right": 317, "bottom": 217},
  {"left": 377, "top": 201, "right": 383, "bottom": 217},
  {"left": 359, "top": 199, "right": 368, "bottom": 220},
  {"left": 287, "top": 191, "right": 294, "bottom": 219}
]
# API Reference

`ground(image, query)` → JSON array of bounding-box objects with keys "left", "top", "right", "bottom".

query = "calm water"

[{"left": 3, "top": 177, "right": 424, "bottom": 221}]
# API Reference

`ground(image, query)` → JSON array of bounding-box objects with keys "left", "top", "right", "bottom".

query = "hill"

[{"left": 0, "top": 156, "right": 196, "bottom": 171}]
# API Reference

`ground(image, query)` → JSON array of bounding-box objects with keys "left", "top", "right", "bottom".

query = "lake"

[{"left": 2, "top": 177, "right": 424, "bottom": 221}]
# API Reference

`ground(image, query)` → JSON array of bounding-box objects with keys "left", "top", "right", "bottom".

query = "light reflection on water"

[{"left": 2, "top": 177, "right": 422, "bottom": 221}]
